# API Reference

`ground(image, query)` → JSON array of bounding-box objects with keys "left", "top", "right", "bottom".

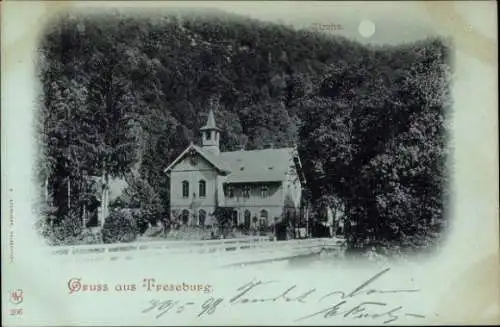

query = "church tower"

[{"left": 200, "top": 108, "right": 221, "bottom": 156}]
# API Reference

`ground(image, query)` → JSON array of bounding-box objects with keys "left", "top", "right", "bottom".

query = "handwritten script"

[{"left": 141, "top": 268, "right": 426, "bottom": 324}]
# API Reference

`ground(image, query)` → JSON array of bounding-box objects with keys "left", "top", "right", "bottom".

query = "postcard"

[{"left": 1, "top": 1, "right": 498, "bottom": 325}]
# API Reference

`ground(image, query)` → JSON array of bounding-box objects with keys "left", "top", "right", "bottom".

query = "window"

[
  {"left": 199, "top": 180, "right": 206, "bottom": 197},
  {"left": 198, "top": 209, "right": 206, "bottom": 226},
  {"left": 260, "top": 186, "right": 268, "bottom": 198},
  {"left": 243, "top": 185, "right": 250, "bottom": 198},
  {"left": 244, "top": 210, "right": 251, "bottom": 228},
  {"left": 182, "top": 181, "right": 189, "bottom": 198},
  {"left": 226, "top": 185, "right": 234, "bottom": 198},
  {"left": 260, "top": 209, "right": 268, "bottom": 226},
  {"left": 206, "top": 131, "right": 211, "bottom": 140},
  {"left": 232, "top": 210, "right": 238, "bottom": 226},
  {"left": 190, "top": 155, "right": 198, "bottom": 166}
]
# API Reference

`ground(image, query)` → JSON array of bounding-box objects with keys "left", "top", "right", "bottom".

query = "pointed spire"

[{"left": 200, "top": 108, "right": 221, "bottom": 131}]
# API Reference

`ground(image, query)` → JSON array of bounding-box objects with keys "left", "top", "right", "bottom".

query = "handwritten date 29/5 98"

[
  {"left": 142, "top": 297, "right": 224, "bottom": 319},
  {"left": 140, "top": 268, "right": 426, "bottom": 324}
]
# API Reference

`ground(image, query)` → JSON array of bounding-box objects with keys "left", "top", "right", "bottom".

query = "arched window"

[
  {"left": 182, "top": 180, "right": 189, "bottom": 198},
  {"left": 182, "top": 209, "right": 190, "bottom": 225},
  {"left": 199, "top": 180, "right": 206, "bottom": 197},
  {"left": 198, "top": 209, "right": 206, "bottom": 226},
  {"left": 260, "top": 209, "right": 268, "bottom": 226},
  {"left": 244, "top": 210, "right": 251, "bottom": 228}
]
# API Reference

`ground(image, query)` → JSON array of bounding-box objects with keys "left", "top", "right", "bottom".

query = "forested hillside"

[{"left": 36, "top": 9, "right": 452, "bottom": 254}]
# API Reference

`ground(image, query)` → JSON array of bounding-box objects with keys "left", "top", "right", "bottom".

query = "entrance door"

[
  {"left": 182, "top": 210, "right": 189, "bottom": 225},
  {"left": 244, "top": 210, "right": 251, "bottom": 228},
  {"left": 260, "top": 209, "right": 268, "bottom": 226},
  {"left": 198, "top": 209, "right": 206, "bottom": 226},
  {"left": 232, "top": 210, "right": 238, "bottom": 226}
]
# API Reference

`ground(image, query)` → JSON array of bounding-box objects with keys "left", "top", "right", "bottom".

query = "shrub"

[
  {"left": 238, "top": 223, "right": 250, "bottom": 235},
  {"left": 101, "top": 210, "right": 138, "bottom": 244},
  {"left": 130, "top": 209, "right": 151, "bottom": 234},
  {"left": 51, "top": 210, "right": 84, "bottom": 245},
  {"left": 213, "top": 206, "right": 234, "bottom": 237},
  {"left": 35, "top": 203, "right": 58, "bottom": 243},
  {"left": 258, "top": 223, "right": 269, "bottom": 236},
  {"left": 213, "top": 207, "right": 233, "bottom": 227},
  {"left": 79, "top": 229, "right": 102, "bottom": 245}
]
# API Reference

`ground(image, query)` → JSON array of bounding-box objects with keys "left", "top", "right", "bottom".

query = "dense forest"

[{"left": 35, "top": 9, "right": 452, "bottom": 255}]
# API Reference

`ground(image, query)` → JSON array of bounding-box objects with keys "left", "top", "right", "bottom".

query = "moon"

[{"left": 358, "top": 20, "right": 376, "bottom": 38}]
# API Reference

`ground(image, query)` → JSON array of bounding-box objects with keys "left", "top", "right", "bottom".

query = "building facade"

[{"left": 164, "top": 109, "right": 305, "bottom": 228}]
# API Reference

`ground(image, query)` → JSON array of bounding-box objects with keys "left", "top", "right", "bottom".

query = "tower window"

[{"left": 205, "top": 131, "right": 211, "bottom": 140}]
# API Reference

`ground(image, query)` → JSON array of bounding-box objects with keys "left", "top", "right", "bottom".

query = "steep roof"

[
  {"left": 192, "top": 145, "right": 232, "bottom": 173},
  {"left": 163, "top": 143, "right": 304, "bottom": 185},
  {"left": 220, "top": 147, "right": 297, "bottom": 183},
  {"left": 200, "top": 109, "right": 221, "bottom": 131},
  {"left": 163, "top": 143, "right": 231, "bottom": 174}
]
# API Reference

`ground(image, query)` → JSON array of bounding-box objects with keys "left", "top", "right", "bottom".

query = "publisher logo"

[{"left": 9, "top": 289, "right": 24, "bottom": 305}]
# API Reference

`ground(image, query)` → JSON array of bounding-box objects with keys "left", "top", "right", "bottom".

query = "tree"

[
  {"left": 213, "top": 206, "right": 234, "bottom": 237},
  {"left": 101, "top": 210, "right": 138, "bottom": 243},
  {"left": 297, "top": 37, "right": 451, "bottom": 253},
  {"left": 36, "top": 11, "right": 451, "bottom": 250}
]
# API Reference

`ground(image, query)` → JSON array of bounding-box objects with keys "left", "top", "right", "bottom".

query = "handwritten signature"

[{"left": 141, "top": 267, "right": 425, "bottom": 324}]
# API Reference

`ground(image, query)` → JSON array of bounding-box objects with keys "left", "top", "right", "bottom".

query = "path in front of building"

[{"left": 219, "top": 246, "right": 345, "bottom": 268}]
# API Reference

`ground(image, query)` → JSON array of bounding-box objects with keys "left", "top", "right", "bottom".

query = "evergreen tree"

[{"left": 36, "top": 10, "right": 451, "bottom": 251}]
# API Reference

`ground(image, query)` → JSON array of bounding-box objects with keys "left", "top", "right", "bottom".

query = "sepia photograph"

[{"left": 2, "top": 1, "right": 498, "bottom": 326}]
